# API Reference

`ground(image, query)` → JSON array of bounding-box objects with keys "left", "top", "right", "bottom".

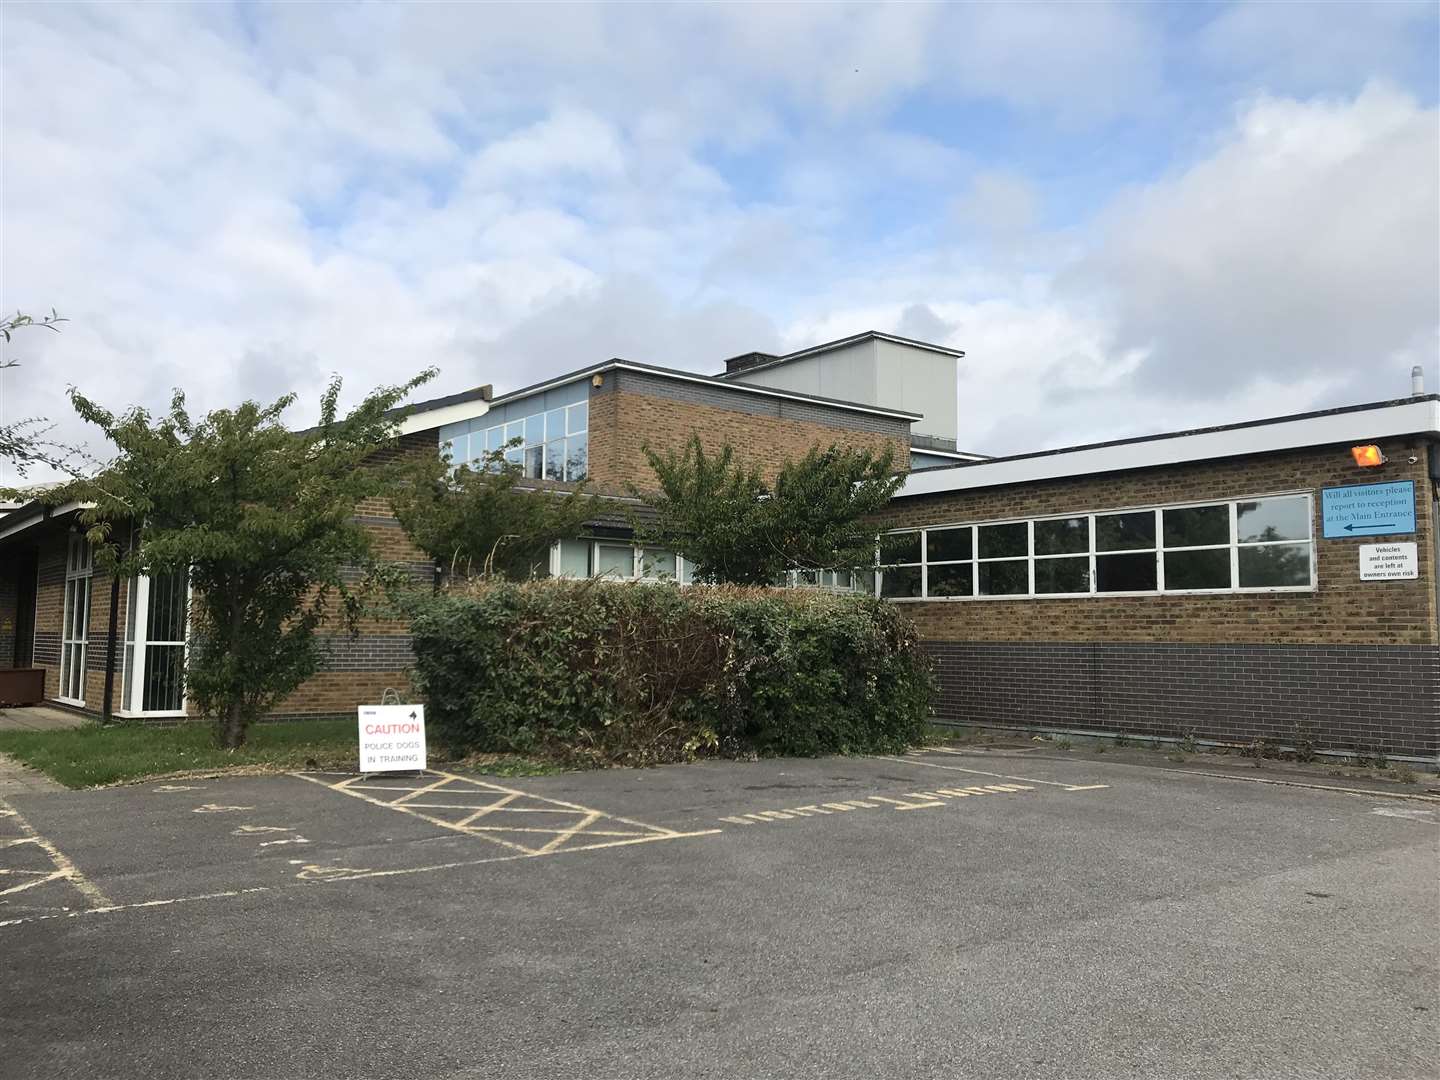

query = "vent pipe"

[{"left": 1412, "top": 365, "right": 1425, "bottom": 396}]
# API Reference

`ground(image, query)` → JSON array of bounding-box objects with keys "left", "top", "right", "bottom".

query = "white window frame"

[
  {"left": 549, "top": 540, "right": 692, "bottom": 585},
  {"left": 877, "top": 490, "right": 1317, "bottom": 602},
  {"left": 117, "top": 572, "right": 191, "bottom": 719},
  {"left": 57, "top": 534, "right": 93, "bottom": 705}
]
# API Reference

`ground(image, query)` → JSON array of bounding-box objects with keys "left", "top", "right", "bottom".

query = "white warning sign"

[
  {"left": 358, "top": 704, "right": 427, "bottom": 772},
  {"left": 1358, "top": 543, "right": 1418, "bottom": 582}
]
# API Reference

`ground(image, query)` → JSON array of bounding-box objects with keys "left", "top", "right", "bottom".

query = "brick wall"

[
  {"left": 17, "top": 430, "right": 442, "bottom": 724},
  {"left": 0, "top": 569, "right": 16, "bottom": 669},
  {"left": 883, "top": 439, "right": 1440, "bottom": 756},
  {"left": 28, "top": 537, "right": 130, "bottom": 714},
  {"left": 588, "top": 369, "right": 911, "bottom": 489}
]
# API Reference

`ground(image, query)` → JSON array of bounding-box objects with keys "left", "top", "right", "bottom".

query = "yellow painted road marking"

[
  {"left": 293, "top": 770, "right": 707, "bottom": 857},
  {"left": 880, "top": 754, "right": 1109, "bottom": 793},
  {"left": 0, "top": 796, "right": 111, "bottom": 909},
  {"left": 722, "top": 778, "right": 1055, "bottom": 826},
  {"left": 872, "top": 795, "right": 945, "bottom": 810}
]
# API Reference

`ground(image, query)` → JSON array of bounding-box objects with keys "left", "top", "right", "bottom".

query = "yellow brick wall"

[{"left": 881, "top": 439, "right": 1438, "bottom": 647}]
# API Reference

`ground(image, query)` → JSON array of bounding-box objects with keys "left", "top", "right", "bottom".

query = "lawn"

[{"left": 0, "top": 720, "right": 557, "bottom": 788}]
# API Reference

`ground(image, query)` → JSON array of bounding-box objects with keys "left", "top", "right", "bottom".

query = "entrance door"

[{"left": 12, "top": 550, "right": 37, "bottom": 666}]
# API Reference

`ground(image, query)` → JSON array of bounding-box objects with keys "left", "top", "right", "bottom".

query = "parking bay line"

[
  {"left": 0, "top": 796, "right": 113, "bottom": 909},
  {"left": 0, "top": 823, "right": 726, "bottom": 932},
  {"left": 881, "top": 754, "right": 1110, "bottom": 792}
]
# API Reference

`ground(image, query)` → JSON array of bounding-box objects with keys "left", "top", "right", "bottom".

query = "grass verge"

[{"left": 0, "top": 720, "right": 558, "bottom": 789}]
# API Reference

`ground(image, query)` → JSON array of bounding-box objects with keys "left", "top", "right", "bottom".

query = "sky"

[{"left": 2, "top": 0, "right": 1437, "bottom": 478}]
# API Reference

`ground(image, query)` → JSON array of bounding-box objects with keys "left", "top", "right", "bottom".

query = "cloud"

[
  {"left": 1069, "top": 83, "right": 1438, "bottom": 402},
  {"left": 1, "top": 2, "right": 1435, "bottom": 483},
  {"left": 1198, "top": 1, "right": 1438, "bottom": 96}
]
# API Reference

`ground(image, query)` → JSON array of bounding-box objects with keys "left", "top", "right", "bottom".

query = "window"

[
  {"left": 877, "top": 493, "right": 1313, "bottom": 601},
  {"left": 554, "top": 541, "right": 691, "bottom": 584},
  {"left": 1236, "top": 498, "right": 1313, "bottom": 587},
  {"left": 1095, "top": 511, "right": 1156, "bottom": 592},
  {"left": 59, "top": 535, "right": 93, "bottom": 704},
  {"left": 786, "top": 567, "right": 872, "bottom": 593},
  {"left": 464, "top": 401, "right": 589, "bottom": 482},
  {"left": 878, "top": 530, "right": 922, "bottom": 598},
  {"left": 121, "top": 571, "right": 189, "bottom": 715},
  {"left": 1162, "top": 504, "right": 1231, "bottom": 591}
]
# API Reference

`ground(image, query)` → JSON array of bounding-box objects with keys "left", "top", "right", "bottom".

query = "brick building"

[
  {"left": 2, "top": 333, "right": 1437, "bottom": 761},
  {"left": 881, "top": 396, "right": 1440, "bottom": 760},
  {"left": 0, "top": 338, "right": 925, "bottom": 721}
]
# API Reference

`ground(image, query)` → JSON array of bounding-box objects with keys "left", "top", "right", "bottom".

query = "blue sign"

[{"left": 1321, "top": 481, "right": 1416, "bottom": 538}]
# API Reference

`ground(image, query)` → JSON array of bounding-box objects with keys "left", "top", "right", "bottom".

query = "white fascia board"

[
  {"left": 911, "top": 446, "right": 987, "bottom": 461},
  {"left": 399, "top": 360, "right": 921, "bottom": 432},
  {"left": 897, "top": 399, "right": 1440, "bottom": 498},
  {"left": 397, "top": 399, "right": 492, "bottom": 436},
  {"left": 0, "top": 500, "right": 94, "bottom": 540},
  {"left": 0, "top": 511, "right": 45, "bottom": 540}
]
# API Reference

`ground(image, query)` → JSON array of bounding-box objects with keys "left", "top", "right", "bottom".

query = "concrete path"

[
  {"left": 0, "top": 705, "right": 89, "bottom": 732},
  {"left": 0, "top": 706, "right": 84, "bottom": 795}
]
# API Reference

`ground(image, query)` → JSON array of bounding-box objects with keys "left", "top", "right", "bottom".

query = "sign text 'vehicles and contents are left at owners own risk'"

[{"left": 358, "top": 705, "right": 427, "bottom": 773}]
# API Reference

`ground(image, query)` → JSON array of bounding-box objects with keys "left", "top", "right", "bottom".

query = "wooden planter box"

[{"left": 0, "top": 668, "right": 45, "bottom": 707}]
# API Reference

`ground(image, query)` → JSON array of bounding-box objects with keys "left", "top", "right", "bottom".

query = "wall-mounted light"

[
  {"left": 1350, "top": 444, "right": 1386, "bottom": 468},
  {"left": 591, "top": 374, "right": 604, "bottom": 388}
]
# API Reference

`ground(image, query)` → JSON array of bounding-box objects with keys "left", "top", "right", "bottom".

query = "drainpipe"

[{"left": 101, "top": 570, "right": 120, "bottom": 724}]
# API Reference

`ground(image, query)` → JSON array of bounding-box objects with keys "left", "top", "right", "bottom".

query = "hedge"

[{"left": 409, "top": 580, "right": 934, "bottom": 765}]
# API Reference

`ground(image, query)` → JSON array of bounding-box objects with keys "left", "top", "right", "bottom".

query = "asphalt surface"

[{"left": 1, "top": 748, "right": 1436, "bottom": 1080}]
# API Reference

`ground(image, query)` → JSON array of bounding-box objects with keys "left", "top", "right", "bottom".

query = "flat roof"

[
  {"left": 897, "top": 395, "right": 1440, "bottom": 498},
  {"left": 397, "top": 356, "right": 924, "bottom": 435},
  {"left": 718, "top": 330, "right": 965, "bottom": 381}
]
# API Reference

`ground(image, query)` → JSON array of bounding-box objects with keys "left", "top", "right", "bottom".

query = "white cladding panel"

[
  {"left": 732, "top": 341, "right": 876, "bottom": 404},
  {"left": 873, "top": 340, "right": 957, "bottom": 440},
  {"left": 732, "top": 338, "right": 959, "bottom": 440}
]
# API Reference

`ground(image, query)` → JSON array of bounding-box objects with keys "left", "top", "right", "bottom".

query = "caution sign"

[
  {"left": 358, "top": 705, "right": 427, "bottom": 773},
  {"left": 1358, "top": 543, "right": 1418, "bottom": 581}
]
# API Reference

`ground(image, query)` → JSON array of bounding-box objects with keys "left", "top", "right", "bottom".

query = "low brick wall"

[{"left": 923, "top": 640, "right": 1440, "bottom": 757}]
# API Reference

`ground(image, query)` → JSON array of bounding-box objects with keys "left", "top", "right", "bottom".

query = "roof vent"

[{"left": 1412, "top": 365, "right": 1425, "bottom": 397}]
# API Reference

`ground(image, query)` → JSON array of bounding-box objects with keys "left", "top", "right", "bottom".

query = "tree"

[
  {"left": 0, "top": 309, "right": 66, "bottom": 484},
  {"left": 636, "top": 436, "right": 906, "bottom": 585},
  {"left": 390, "top": 446, "right": 601, "bottom": 581},
  {"left": 59, "top": 370, "right": 436, "bottom": 748}
]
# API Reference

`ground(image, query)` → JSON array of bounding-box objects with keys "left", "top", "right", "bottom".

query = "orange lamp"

[{"left": 1350, "top": 444, "right": 1386, "bottom": 468}]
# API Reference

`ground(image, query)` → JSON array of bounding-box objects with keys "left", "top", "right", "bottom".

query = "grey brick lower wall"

[
  {"left": 32, "top": 630, "right": 59, "bottom": 667},
  {"left": 316, "top": 634, "right": 415, "bottom": 672},
  {"left": 922, "top": 640, "right": 1440, "bottom": 757}
]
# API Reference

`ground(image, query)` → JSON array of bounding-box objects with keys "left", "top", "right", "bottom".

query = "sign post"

[
  {"left": 357, "top": 704, "right": 427, "bottom": 773},
  {"left": 1320, "top": 481, "right": 1416, "bottom": 539}
]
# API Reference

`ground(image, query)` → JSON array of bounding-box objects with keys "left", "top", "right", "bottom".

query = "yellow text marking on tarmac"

[
  {"left": 294, "top": 770, "right": 717, "bottom": 858},
  {"left": 0, "top": 796, "right": 112, "bottom": 909},
  {"left": 883, "top": 752, "right": 1110, "bottom": 792},
  {"left": 718, "top": 783, "right": 1046, "bottom": 825}
]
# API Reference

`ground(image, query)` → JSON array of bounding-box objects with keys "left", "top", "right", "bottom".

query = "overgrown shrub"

[{"left": 408, "top": 580, "right": 934, "bottom": 765}]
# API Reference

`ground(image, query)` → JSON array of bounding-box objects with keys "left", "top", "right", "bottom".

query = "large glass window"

[
  {"left": 121, "top": 571, "right": 189, "bottom": 715},
  {"left": 877, "top": 493, "right": 1313, "bottom": 601},
  {"left": 59, "top": 535, "right": 93, "bottom": 704},
  {"left": 469, "top": 401, "right": 589, "bottom": 481}
]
